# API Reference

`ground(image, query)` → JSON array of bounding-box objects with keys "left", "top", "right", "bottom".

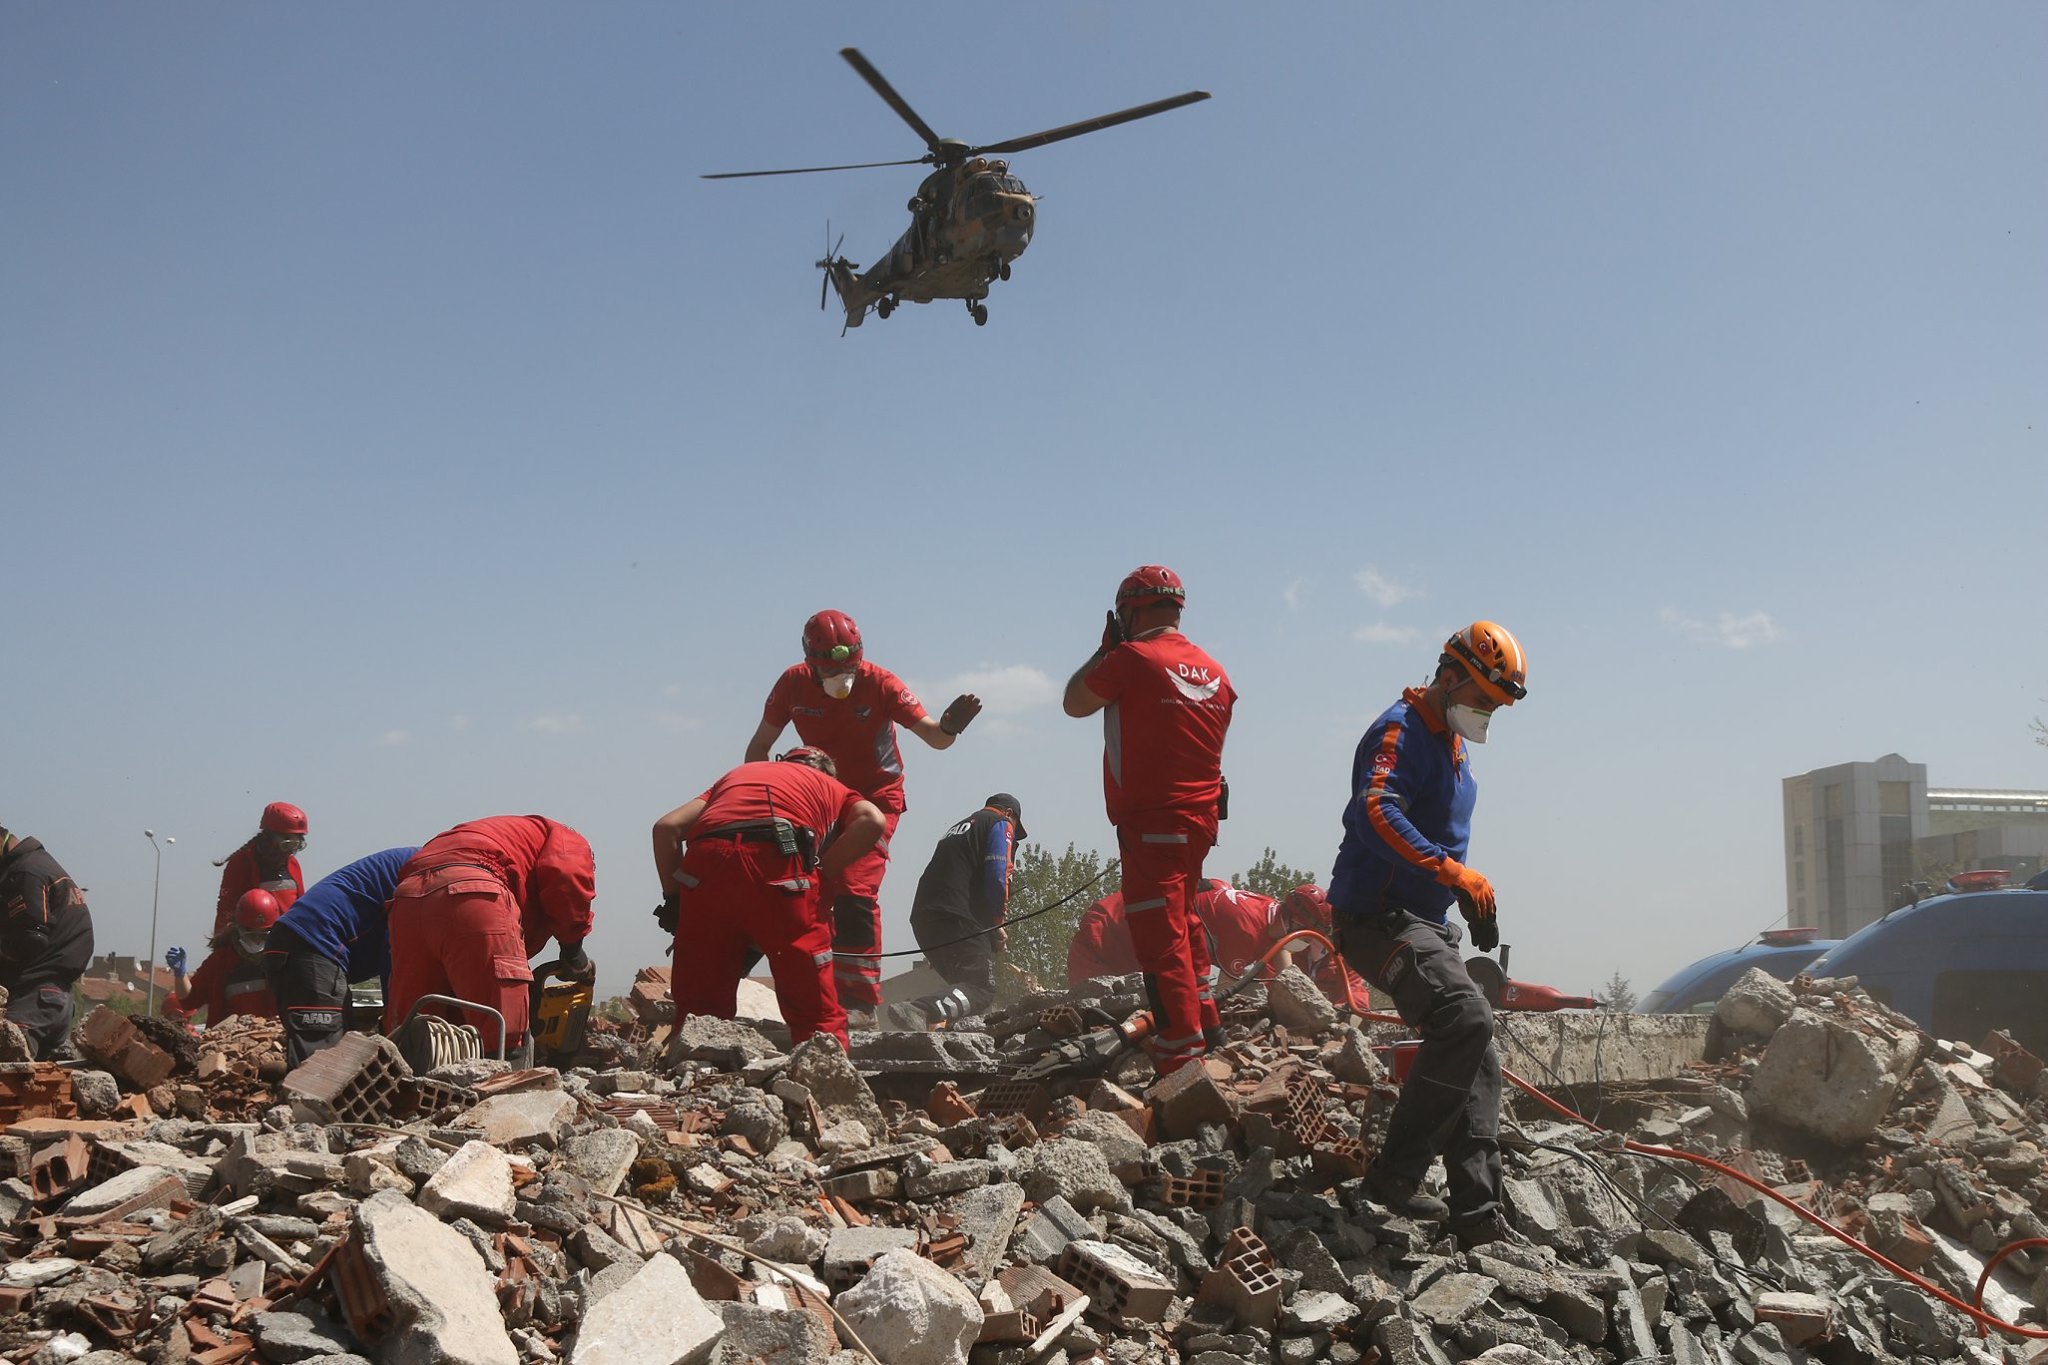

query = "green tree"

[
  {"left": 996, "top": 842, "right": 1120, "bottom": 1001},
  {"left": 1229, "top": 846, "right": 1320, "bottom": 900},
  {"left": 1595, "top": 971, "right": 1637, "bottom": 1012}
]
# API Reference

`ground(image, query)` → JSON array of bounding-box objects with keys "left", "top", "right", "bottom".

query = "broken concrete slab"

[
  {"left": 554, "top": 1128, "right": 640, "bottom": 1197},
  {"left": 569, "top": 1252, "right": 724, "bottom": 1365},
  {"left": 1492, "top": 1011, "right": 1710, "bottom": 1087},
  {"left": 835, "top": 1248, "right": 984, "bottom": 1365},
  {"left": 416, "top": 1140, "right": 515, "bottom": 1225},
  {"left": 1016, "top": 1137, "right": 1128, "bottom": 1213},
  {"left": 452, "top": 1088, "right": 578, "bottom": 1150},
  {"left": 349, "top": 1189, "right": 518, "bottom": 1365},
  {"left": 1715, "top": 967, "right": 1798, "bottom": 1040},
  {"left": 1749, "top": 1006, "right": 1918, "bottom": 1146}
]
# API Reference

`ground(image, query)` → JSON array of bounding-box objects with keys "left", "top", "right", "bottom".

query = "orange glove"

[{"left": 1437, "top": 859, "right": 1496, "bottom": 923}]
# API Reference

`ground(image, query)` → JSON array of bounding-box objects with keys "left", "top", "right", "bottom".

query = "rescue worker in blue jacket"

[
  {"left": 891, "top": 795, "right": 1024, "bottom": 1028},
  {"left": 1329, "top": 622, "right": 1528, "bottom": 1251},
  {"left": 262, "top": 846, "right": 418, "bottom": 1067}
]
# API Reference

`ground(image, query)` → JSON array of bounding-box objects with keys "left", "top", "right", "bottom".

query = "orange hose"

[{"left": 1251, "top": 926, "right": 2048, "bottom": 1338}]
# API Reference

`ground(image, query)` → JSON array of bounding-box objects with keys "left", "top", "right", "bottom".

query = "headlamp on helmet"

[{"left": 1441, "top": 621, "right": 1528, "bottom": 708}]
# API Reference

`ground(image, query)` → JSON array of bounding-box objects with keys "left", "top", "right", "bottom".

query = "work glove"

[
  {"left": 939, "top": 693, "right": 983, "bottom": 736},
  {"left": 164, "top": 946, "right": 187, "bottom": 974},
  {"left": 1101, "top": 610, "right": 1125, "bottom": 653},
  {"left": 653, "top": 895, "right": 679, "bottom": 937},
  {"left": 557, "top": 941, "right": 594, "bottom": 980},
  {"left": 1465, "top": 914, "right": 1500, "bottom": 954},
  {"left": 1438, "top": 859, "right": 1500, "bottom": 951}
]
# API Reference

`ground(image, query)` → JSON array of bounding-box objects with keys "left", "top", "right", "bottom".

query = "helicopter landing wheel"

[
  {"left": 970, "top": 302, "right": 988, "bottom": 326},
  {"left": 997, "top": 261, "right": 1011, "bottom": 282},
  {"left": 876, "top": 297, "right": 895, "bottom": 319}
]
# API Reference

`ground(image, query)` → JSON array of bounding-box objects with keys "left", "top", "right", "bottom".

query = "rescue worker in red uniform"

[
  {"left": 1276, "top": 883, "right": 1372, "bottom": 1011},
  {"left": 1064, "top": 566, "right": 1237, "bottom": 1075},
  {"left": 383, "top": 816, "right": 595, "bottom": 1055},
  {"left": 164, "top": 889, "right": 282, "bottom": 1024},
  {"left": 211, "top": 803, "right": 307, "bottom": 937},
  {"left": 744, "top": 610, "right": 983, "bottom": 1021},
  {"left": 653, "top": 748, "right": 886, "bottom": 1048},
  {"left": 1065, "top": 882, "right": 1337, "bottom": 990}
]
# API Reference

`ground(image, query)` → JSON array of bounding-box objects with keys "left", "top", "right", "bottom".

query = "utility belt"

[{"left": 693, "top": 818, "right": 818, "bottom": 870}]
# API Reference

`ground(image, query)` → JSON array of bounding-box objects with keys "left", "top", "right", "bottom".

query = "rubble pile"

[{"left": 3, "top": 968, "right": 2048, "bottom": 1365}]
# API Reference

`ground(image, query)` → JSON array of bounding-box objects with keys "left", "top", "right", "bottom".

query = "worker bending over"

[
  {"left": 0, "top": 826, "right": 95, "bottom": 1059},
  {"left": 384, "top": 817, "right": 595, "bottom": 1055},
  {"left": 263, "top": 846, "right": 418, "bottom": 1067},
  {"left": 654, "top": 748, "right": 886, "bottom": 1049}
]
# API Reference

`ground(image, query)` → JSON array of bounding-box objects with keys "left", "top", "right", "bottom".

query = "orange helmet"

[
  {"left": 1442, "top": 621, "right": 1528, "bottom": 707},
  {"left": 234, "top": 889, "right": 283, "bottom": 933}
]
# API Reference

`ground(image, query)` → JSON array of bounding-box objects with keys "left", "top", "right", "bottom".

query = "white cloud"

[
  {"left": 1281, "top": 578, "right": 1306, "bottom": 612},
  {"left": 1354, "top": 566, "right": 1418, "bottom": 608},
  {"left": 526, "top": 713, "right": 589, "bottom": 734},
  {"left": 925, "top": 664, "right": 1058, "bottom": 716},
  {"left": 1354, "top": 622, "right": 1420, "bottom": 646},
  {"left": 378, "top": 729, "right": 410, "bottom": 747},
  {"left": 1658, "top": 607, "right": 1785, "bottom": 649}
]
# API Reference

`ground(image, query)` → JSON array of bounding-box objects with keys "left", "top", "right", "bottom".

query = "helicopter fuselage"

[{"left": 861, "top": 161, "right": 1035, "bottom": 302}]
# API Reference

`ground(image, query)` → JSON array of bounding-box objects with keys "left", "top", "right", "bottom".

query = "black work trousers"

[
  {"left": 909, "top": 917, "right": 996, "bottom": 1023},
  {"left": 262, "top": 928, "right": 350, "bottom": 1069},
  {"left": 1, "top": 913, "right": 94, "bottom": 1060},
  {"left": 1337, "top": 909, "right": 1501, "bottom": 1224}
]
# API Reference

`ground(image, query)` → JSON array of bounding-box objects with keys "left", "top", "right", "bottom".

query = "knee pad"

[{"left": 832, "top": 896, "right": 878, "bottom": 949}]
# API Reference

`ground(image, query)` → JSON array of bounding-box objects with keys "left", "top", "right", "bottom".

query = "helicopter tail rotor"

[{"left": 816, "top": 224, "right": 846, "bottom": 311}]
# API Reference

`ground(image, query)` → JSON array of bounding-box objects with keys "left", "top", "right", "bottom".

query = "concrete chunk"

[
  {"left": 417, "top": 1140, "right": 516, "bottom": 1225},
  {"left": 570, "top": 1252, "right": 724, "bottom": 1365},
  {"left": 351, "top": 1189, "right": 517, "bottom": 1365},
  {"left": 555, "top": 1128, "right": 641, "bottom": 1198},
  {"left": 1265, "top": 966, "right": 1340, "bottom": 1032},
  {"left": 1749, "top": 1006, "right": 1918, "bottom": 1146},
  {"left": 1016, "top": 1137, "right": 1127, "bottom": 1213},
  {"left": 835, "top": 1248, "right": 983, "bottom": 1365},
  {"left": 1714, "top": 967, "right": 1797, "bottom": 1039},
  {"left": 453, "top": 1088, "right": 578, "bottom": 1149}
]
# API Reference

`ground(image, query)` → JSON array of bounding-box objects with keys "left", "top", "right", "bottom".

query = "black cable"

[{"left": 832, "top": 862, "right": 1117, "bottom": 960}]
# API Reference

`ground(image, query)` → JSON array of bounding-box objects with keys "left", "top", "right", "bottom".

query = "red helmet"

[
  {"left": 1441, "top": 621, "right": 1528, "bottom": 707},
  {"left": 234, "top": 889, "right": 283, "bottom": 933},
  {"left": 802, "top": 611, "right": 863, "bottom": 666},
  {"left": 260, "top": 802, "right": 308, "bottom": 835},
  {"left": 1115, "top": 565, "right": 1186, "bottom": 610},
  {"left": 778, "top": 746, "right": 838, "bottom": 777},
  {"left": 1281, "top": 884, "right": 1332, "bottom": 934}
]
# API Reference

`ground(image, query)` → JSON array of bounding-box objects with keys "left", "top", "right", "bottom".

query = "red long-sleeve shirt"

[{"left": 398, "top": 816, "right": 595, "bottom": 957}]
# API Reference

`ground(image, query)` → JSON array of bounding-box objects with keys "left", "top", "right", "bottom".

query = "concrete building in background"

[{"left": 1785, "top": 757, "right": 2048, "bottom": 938}]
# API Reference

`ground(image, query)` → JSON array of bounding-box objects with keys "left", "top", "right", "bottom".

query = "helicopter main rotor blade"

[
  {"left": 970, "top": 90, "right": 1211, "bottom": 157},
  {"left": 839, "top": 48, "right": 946, "bottom": 156},
  {"left": 703, "top": 157, "right": 927, "bottom": 180}
]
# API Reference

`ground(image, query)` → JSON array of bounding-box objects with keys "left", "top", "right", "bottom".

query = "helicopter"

[{"left": 705, "top": 49, "right": 1209, "bottom": 330}]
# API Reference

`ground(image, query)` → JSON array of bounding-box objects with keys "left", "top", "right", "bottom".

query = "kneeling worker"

[
  {"left": 263, "top": 846, "right": 419, "bottom": 1067},
  {"left": 893, "top": 794, "right": 1025, "bottom": 1028},
  {"left": 653, "top": 748, "right": 886, "bottom": 1049},
  {"left": 166, "top": 889, "right": 282, "bottom": 1024}
]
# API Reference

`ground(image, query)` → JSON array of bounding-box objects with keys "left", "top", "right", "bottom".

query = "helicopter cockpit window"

[{"left": 999, "top": 176, "right": 1028, "bottom": 194}]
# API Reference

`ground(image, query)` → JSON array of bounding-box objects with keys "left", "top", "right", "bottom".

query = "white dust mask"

[
  {"left": 820, "top": 671, "right": 855, "bottom": 700},
  {"left": 1446, "top": 704, "right": 1493, "bottom": 743}
]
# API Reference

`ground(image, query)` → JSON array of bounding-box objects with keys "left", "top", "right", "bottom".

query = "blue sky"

[{"left": 5, "top": 5, "right": 2044, "bottom": 1000}]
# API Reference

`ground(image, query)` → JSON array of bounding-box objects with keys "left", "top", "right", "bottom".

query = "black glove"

[
  {"left": 1465, "top": 915, "right": 1500, "bottom": 954},
  {"left": 557, "top": 941, "right": 594, "bottom": 980},
  {"left": 1101, "top": 610, "right": 1125, "bottom": 653},
  {"left": 654, "top": 896, "right": 679, "bottom": 937},
  {"left": 939, "top": 693, "right": 982, "bottom": 736}
]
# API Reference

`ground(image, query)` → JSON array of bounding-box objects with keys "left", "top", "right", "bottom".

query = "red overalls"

[
  {"left": 1083, "top": 632, "right": 1237, "bottom": 1074},
  {"left": 383, "top": 817, "right": 594, "bottom": 1054},
  {"left": 668, "top": 762, "right": 864, "bottom": 1048},
  {"left": 761, "top": 661, "right": 926, "bottom": 1012},
  {"left": 169, "top": 946, "right": 278, "bottom": 1024}
]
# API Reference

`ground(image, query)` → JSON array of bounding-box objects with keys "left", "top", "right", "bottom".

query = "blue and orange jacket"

[{"left": 1329, "top": 688, "right": 1475, "bottom": 926}]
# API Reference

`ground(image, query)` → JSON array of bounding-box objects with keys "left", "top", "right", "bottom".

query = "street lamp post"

[{"left": 144, "top": 829, "right": 175, "bottom": 1014}]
